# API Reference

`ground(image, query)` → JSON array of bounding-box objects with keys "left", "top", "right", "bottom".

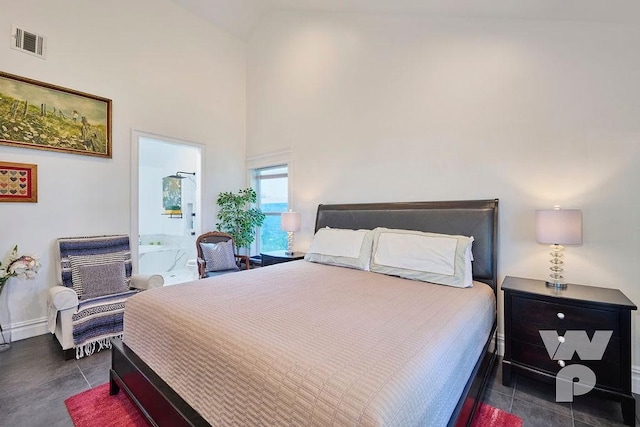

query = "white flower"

[
  {"left": 0, "top": 247, "right": 40, "bottom": 287},
  {"left": 9, "top": 255, "right": 40, "bottom": 278}
]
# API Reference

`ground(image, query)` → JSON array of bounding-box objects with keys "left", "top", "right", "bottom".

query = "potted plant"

[{"left": 215, "top": 188, "right": 266, "bottom": 253}]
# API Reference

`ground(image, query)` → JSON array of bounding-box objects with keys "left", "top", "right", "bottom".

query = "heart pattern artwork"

[{"left": 0, "top": 166, "right": 32, "bottom": 198}]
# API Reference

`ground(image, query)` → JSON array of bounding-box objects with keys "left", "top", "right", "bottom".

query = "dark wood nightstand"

[
  {"left": 260, "top": 250, "right": 305, "bottom": 267},
  {"left": 501, "top": 276, "right": 637, "bottom": 425}
]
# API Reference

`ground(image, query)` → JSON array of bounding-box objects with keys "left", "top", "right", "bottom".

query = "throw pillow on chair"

[{"left": 200, "top": 241, "right": 240, "bottom": 272}]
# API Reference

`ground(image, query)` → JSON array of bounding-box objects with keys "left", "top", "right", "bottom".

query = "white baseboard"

[
  {"left": 5, "top": 317, "right": 48, "bottom": 342},
  {"left": 495, "top": 332, "right": 640, "bottom": 394},
  {"left": 496, "top": 332, "right": 505, "bottom": 356},
  {"left": 632, "top": 365, "right": 640, "bottom": 394}
]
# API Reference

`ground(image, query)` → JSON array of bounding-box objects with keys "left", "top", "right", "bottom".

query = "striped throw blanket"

[
  {"left": 72, "top": 290, "right": 138, "bottom": 358},
  {"left": 59, "top": 235, "right": 133, "bottom": 289},
  {"left": 58, "top": 235, "right": 139, "bottom": 359}
]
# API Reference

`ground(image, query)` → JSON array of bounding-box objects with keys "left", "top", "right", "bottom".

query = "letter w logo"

[{"left": 539, "top": 330, "right": 612, "bottom": 360}]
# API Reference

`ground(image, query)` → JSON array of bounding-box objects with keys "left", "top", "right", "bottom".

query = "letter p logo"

[{"left": 556, "top": 365, "right": 597, "bottom": 402}]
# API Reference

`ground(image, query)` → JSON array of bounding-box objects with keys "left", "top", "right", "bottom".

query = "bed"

[{"left": 110, "top": 199, "right": 499, "bottom": 426}]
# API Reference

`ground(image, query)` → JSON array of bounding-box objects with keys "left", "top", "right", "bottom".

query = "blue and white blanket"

[
  {"left": 56, "top": 235, "right": 138, "bottom": 359},
  {"left": 71, "top": 290, "right": 137, "bottom": 358}
]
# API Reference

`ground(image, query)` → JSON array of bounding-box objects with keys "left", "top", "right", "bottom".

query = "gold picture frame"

[
  {"left": 0, "top": 161, "right": 37, "bottom": 202},
  {"left": 0, "top": 71, "right": 112, "bottom": 158}
]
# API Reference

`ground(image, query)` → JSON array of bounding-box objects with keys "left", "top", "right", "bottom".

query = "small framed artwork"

[
  {"left": 162, "top": 176, "right": 183, "bottom": 217},
  {"left": 0, "top": 71, "right": 112, "bottom": 158},
  {"left": 0, "top": 161, "right": 37, "bottom": 202}
]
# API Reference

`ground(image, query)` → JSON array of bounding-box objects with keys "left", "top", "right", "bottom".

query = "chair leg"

[
  {"left": 51, "top": 329, "right": 76, "bottom": 360},
  {"left": 63, "top": 347, "right": 75, "bottom": 361}
]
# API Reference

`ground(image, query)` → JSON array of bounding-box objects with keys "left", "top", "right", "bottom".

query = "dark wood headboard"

[{"left": 314, "top": 199, "right": 499, "bottom": 292}]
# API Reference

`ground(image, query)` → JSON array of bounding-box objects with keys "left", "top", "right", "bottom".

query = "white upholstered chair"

[{"left": 47, "top": 235, "right": 164, "bottom": 360}]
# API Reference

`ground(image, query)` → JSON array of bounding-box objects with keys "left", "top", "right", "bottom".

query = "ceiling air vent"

[{"left": 11, "top": 25, "right": 47, "bottom": 59}]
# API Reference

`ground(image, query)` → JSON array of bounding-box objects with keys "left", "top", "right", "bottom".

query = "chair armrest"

[
  {"left": 129, "top": 274, "right": 164, "bottom": 290},
  {"left": 235, "top": 254, "right": 250, "bottom": 270},
  {"left": 48, "top": 286, "right": 78, "bottom": 311}
]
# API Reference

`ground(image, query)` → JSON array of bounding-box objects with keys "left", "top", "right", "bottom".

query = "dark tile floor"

[
  {"left": 0, "top": 334, "right": 638, "bottom": 426},
  {"left": 483, "top": 358, "right": 639, "bottom": 427},
  {"left": 0, "top": 334, "right": 110, "bottom": 427}
]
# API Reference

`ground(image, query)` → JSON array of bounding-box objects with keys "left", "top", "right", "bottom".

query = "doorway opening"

[{"left": 132, "top": 131, "right": 203, "bottom": 285}]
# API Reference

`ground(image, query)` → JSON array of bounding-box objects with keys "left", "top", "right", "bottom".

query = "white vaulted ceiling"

[{"left": 170, "top": 0, "right": 640, "bottom": 39}]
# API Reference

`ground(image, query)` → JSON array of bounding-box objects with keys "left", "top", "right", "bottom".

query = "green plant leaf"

[{"left": 215, "top": 188, "right": 266, "bottom": 250}]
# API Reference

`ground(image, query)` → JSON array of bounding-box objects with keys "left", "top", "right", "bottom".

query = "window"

[{"left": 253, "top": 165, "right": 289, "bottom": 253}]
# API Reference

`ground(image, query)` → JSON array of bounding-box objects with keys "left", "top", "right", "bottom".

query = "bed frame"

[{"left": 110, "top": 199, "right": 499, "bottom": 427}]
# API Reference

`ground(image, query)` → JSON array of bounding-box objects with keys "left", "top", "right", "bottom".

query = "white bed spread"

[{"left": 124, "top": 260, "right": 495, "bottom": 426}]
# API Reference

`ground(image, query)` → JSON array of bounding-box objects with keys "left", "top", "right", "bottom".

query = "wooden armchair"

[{"left": 196, "top": 231, "right": 249, "bottom": 278}]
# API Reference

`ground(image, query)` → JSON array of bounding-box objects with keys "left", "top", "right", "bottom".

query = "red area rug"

[
  {"left": 66, "top": 383, "right": 522, "bottom": 427},
  {"left": 472, "top": 402, "right": 523, "bottom": 427},
  {"left": 65, "top": 383, "right": 148, "bottom": 427}
]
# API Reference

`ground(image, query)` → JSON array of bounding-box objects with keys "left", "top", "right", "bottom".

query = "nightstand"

[
  {"left": 501, "top": 276, "right": 637, "bottom": 425},
  {"left": 260, "top": 250, "right": 305, "bottom": 267}
]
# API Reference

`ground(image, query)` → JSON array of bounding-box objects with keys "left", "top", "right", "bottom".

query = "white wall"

[
  {"left": 247, "top": 12, "right": 640, "bottom": 366},
  {"left": 0, "top": 0, "right": 246, "bottom": 339}
]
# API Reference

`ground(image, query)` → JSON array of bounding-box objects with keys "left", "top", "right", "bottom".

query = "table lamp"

[
  {"left": 535, "top": 206, "right": 582, "bottom": 289},
  {"left": 281, "top": 211, "right": 301, "bottom": 255}
]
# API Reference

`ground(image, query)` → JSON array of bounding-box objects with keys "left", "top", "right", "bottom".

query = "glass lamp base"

[
  {"left": 546, "top": 244, "right": 568, "bottom": 289},
  {"left": 546, "top": 280, "right": 567, "bottom": 289},
  {"left": 286, "top": 231, "right": 295, "bottom": 256}
]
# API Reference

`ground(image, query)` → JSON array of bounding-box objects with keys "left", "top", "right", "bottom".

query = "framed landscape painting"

[{"left": 0, "top": 71, "right": 111, "bottom": 158}]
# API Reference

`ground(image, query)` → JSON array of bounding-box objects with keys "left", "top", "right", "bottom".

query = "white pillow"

[
  {"left": 304, "top": 228, "right": 374, "bottom": 270},
  {"left": 370, "top": 228, "right": 474, "bottom": 288},
  {"left": 464, "top": 240, "right": 474, "bottom": 287}
]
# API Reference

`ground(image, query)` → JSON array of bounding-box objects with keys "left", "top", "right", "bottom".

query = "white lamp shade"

[
  {"left": 535, "top": 209, "right": 582, "bottom": 245},
  {"left": 281, "top": 211, "right": 301, "bottom": 232}
]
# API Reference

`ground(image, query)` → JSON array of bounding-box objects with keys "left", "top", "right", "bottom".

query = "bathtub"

[{"left": 138, "top": 244, "right": 197, "bottom": 285}]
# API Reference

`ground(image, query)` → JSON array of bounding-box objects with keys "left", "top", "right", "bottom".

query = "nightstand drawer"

[
  {"left": 512, "top": 339, "right": 561, "bottom": 374},
  {"left": 512, "top": 338, "right": 622, "bottom": 390},
  {"left": 512, "top": 296, "right": 620, "bottom": 337}
]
